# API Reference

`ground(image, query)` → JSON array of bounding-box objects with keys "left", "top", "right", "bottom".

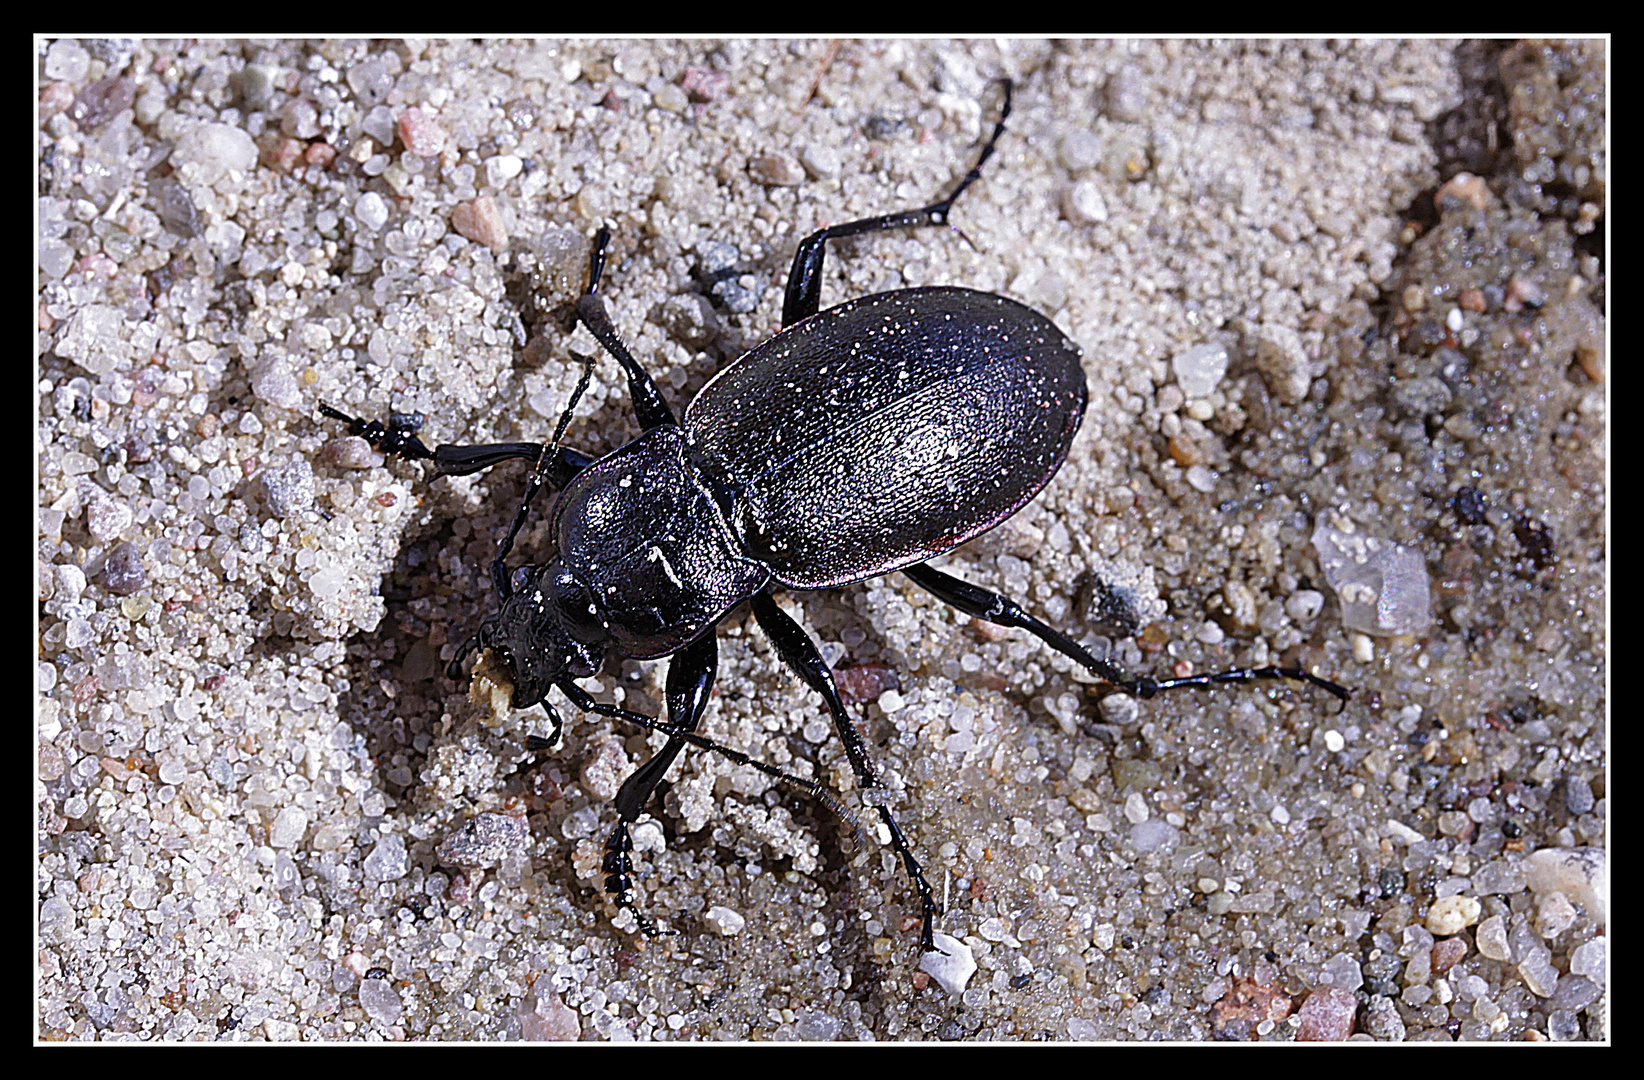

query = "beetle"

[{"left": 323, "top": 81, "right": 1347, "bottom": 951}]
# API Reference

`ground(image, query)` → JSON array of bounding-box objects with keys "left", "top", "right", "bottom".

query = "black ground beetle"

[{"left": 323, "top": 81, "right": 1347, "bottom": 952}]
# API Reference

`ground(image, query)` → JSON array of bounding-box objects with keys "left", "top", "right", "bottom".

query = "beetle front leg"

[
  {"left": 779, "top": 80, "right": 1012, "bottom": 326},
  {"left": 319, "top": 403, "right": 594, "bottom": 480},
  {"left": 322, "top": 402, "right": 596, "bottom": 602},
  {"left": 903, "top": 563, "right": 1350, "bottom": 702},
  {"left": 748, "top": 590, "right": 939, "bottom": 953},
  {"left": 599, "top": 632, "right": 719, "bottom": 939},
  {"left": 555, "top": 670, "right": 865, "bottom": 941}
]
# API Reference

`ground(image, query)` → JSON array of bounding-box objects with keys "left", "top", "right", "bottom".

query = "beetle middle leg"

[
  {"left": 779, "top": 79, "right": 1012, "bottom": 327},
  {"left": 902, "top": 563, "right": 1351, "bottom": 701},
  {"left": 748, "top": 589, "right": 940, "bottom": 953},
  {"left": 575, "top": 224, "right": 678, "bottom": 431}
]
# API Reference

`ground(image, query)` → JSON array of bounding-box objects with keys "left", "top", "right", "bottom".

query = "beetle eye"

[{"left": 510, "top": 566, "right": 534, "bottom": 593}]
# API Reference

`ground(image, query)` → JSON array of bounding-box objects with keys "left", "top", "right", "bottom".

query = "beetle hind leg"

[
  {"left": 903, "top": 563, "right": 1350, "bottom": 702},
  {"left": 779, "top": 79, "right": 1013, "bottom": 326},
  {"left": 749, "top": 590, "right": 941, "bottom": 953}
]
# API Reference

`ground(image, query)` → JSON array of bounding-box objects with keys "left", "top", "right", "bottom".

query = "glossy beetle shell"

[{"left": 687, "top": 286, "right": 1087, "bottom": 588}]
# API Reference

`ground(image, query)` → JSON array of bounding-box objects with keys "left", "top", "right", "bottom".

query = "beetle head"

[{"left": 476, "top": 561, "right": 605, "bottom": 709}]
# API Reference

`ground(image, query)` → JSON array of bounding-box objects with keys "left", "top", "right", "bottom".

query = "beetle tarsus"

[
  {"left": 603, "top": 822, "right": 675, "bottom": 940},
  {"left": 318, "top": 403, "right": 435, "bottom": 461}
]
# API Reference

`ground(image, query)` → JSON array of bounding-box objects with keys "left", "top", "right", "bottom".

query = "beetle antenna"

[
  {"left": 489, "top": 354, "right": 597, "bottom": 599},
  {"left": 546, "top": 352, "right": 595, "bottom": 457}
]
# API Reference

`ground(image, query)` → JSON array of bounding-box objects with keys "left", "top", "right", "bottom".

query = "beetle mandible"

[{"left": 323, "top": 80, "right": 1347, "bottom": 951}]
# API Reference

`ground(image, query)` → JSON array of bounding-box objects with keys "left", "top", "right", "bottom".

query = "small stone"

[
  {"left": 520, "top": 991, "right": 580, "bottom": 1041},
  {"left": 1129, "top": 818, "right": 1178, "bottom": 853},
  {"left": 1077, "top": 556, "right": 1160, "bottom": 638},
  {"left": 397, "top": 107, "right": 447, "bottom": 157},
  {"left": 1285, "top": 589, "right": 1325, "bottom": 622},
  {"left": 437, "top": 812, "right": 529, "bottom": 869},
  {"left": 39, "top": 80, "right": 76, "bottom": 120},
  {"left": 280, "top": 98, "right": 320, "bottom": 139},
  {"left": 1295, "top": 985, "right": 1357, "bottom": 1041},
  {"left": 795, "top": 1010, "right": 841, "bottom": 1041},
  {"left": 1104, "top": 66, "right": 1149, "bottom": 123},
  {"left": 1361, "top": 996, "right": 1406, "bottom": 1042},
  {"left": 1431, "top": 936, "right": 1468, "bottom": 974},
  {"left": 451, "top": 196, "right": 508, "bottom": 252},
  {"left": 153, "top": 177, "right": 203, "bottom": 239},
  {"left": 1504, "top": 274, "right": 1546, "bottom": 313},
  {"left": 71, "top": 76, "right": 134, "bottom": 129},
  {"left": 1435, "top": 171, "right": 1493, "bottom": 212},
  {"left": 174, "top": 123, "right": 259, "bottom": 186},
  {"left": 653, "top": 83, "right": 689, "bottom": 113},
  {"left": 239, "top": 63, "right": 278, "bottom": 109},
  {"left": 1563, "top": 777, "right": 1595, "bottom": 816},
  {"left": 1547, "top": 974, "right": 1602, "bottom": 1015},
  {"left": 1471, "top": 859, "right": 1527, "bottom": 895},
  {"left": 1476, "top": 914, "right": 1511, "bottom": 960},
  {"left": 354, "top": 191, "right": 389, "bottom": 231},
  {"left": 579, "top": 737, "right": 630, "bottom": 802},
  {"left": 484, "top": 153, "right": 523, "bottom": 187},
  {"left": 1099, "top": 693, "right": 1139, "bottom": 727},
  {"left": 250, "top": 354, "right": 303, "bottom": 410},
  {"left": 1172, "top": 343, "right": 1230, "bottom": 398},
  {"left": 345, "top": 56, "right": 395, "bottom": 108},
  {"left": 1251, "top": 321, "right": 1311, "bottom": 403},
  {"left": 918, "top": 932, "right": 976, "bottom": 996},
  {"left": 1210, "top": 976, "right": 1293, "bottom": 1040},
  {"left": 363, "top": 833, "right": 409, "bottom": 881},
  {"left": 270, "top": 807, "right": 308, "bottom": 848},
  {"left": 660, "top": 293, "right": 719, "bottom": 349},
  {"left": 1058, "top": 128, "right": 1102, "bottom": 173},
  {"left": 1426, "top": 894, "right": 1481, "bottom": 936},
  {"left": 322, "top": 437, "right": 384, "bottom": 470},
  {"left": 1523, "top": 846, "right": 1607, "bottom": 926},
  {"left": 44, "top": 39, "right": 90, "bottom": 82},
  {"left": 359, "top": 976, "right": 404, "bottom": 1024},
  {"left": 833, "top": 662, "right": 899, "bottom": 705},
  {"left": 748, "top": 153, "right": 805, "bottom": 186},
  {"left": 703, "top": 905, "right": 746, "bottom": 936},
  {"left": 1519, "top": 947, "right": 1559, "bottom": 997},
  {"left": 1569, "top": 938, "right": 1606, "bottom": 983},
  {"left": 799, "top": 143, "right": 840, "bottom": 180},
  {"left": 55, "top": 304, "right": 130, "bottom": 376},
  {"left": 1546, "top": 1010, "right": 1581, "bottom": 1042},
  {"left": 1322, "top": 952, "right": 1363, "bottom": 991},
  {"left": 1391, "top": 375, "right": 1453, "bottom": 418},
  {"left": 1062, "top": 179, "right": 1108, "bottom": 225},
  {"left": 678, "top": 66, "right": 730, "bottom": 102},
  {"left": 262, "top": 458, "right": 316, "bottom": 519},
  {"left": 1534, "top": 889, "right": 1578, "bottom": 939},
  {"left": 84, "top": 488, "right": 132, "bottom": 543},
  {"left": 1312, "top": 516, "right": 1432, "bottom": 637}
]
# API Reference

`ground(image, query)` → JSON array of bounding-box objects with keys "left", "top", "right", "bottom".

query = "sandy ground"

[{"left": 37, "top": 39, "right": 1606, "bottom": 1041}]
